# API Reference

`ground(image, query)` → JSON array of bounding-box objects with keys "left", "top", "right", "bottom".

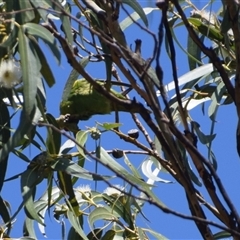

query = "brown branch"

[
  {"left": 166, "top": 119, "right": 240, "bottom": 231},
  {"left": 38, "top": 122, "right": 240, "bottom": 237},
  {"left": 157, "top": 4, "right": 213, "bottom": 238}
]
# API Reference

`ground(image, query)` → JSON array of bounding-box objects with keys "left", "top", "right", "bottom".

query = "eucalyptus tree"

[{"left": 0, "top": 0, "right": 239, "bottom": 239}]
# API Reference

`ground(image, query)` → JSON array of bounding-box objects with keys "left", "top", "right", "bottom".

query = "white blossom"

[
  {"left": 76, "top": 184, "right": 91, "bottom": 193},
  {"left": 104, "top": 185, "right": 124, "bottom": 196},
  {"left": 0, "top": 59, "right": 21, "bottom": 88},
  {"left": 75, "top": 185, "right": 91, "bottom": 202}
]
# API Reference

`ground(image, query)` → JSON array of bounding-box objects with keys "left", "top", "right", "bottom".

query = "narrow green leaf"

[
  {"left": 23, "top": 23, "right": 55, "bottom": 44},
  {"left": 76, "top": 130, "right": 89, "bottom": 157},
  {"left": 24, "top": 217, "right": 36, "bottom": 239},
  {"left": 101, "top": 41, "right": 112, "bottom": 83},
  {"left": 0, "top": 101, "right": 10, "bottom": 191},
  {"left": 185, "top": 158, "right": 202, "bottom": 186},
  {"left": 213, "top": 230, "right": 231, "bottom": 239},
  {"left": 221, "top": 9, "right": 231, "bottom": 34},
  {"left": 18, "top": 0, "right": 35, "bottom": 23},
  {"left": 88, "top": 207, "right": 117, "bottom": 229},
  {"left": 18, "top": 27, "right": 39, "bottom": 116},
  {"left": 0, "top": 111, "right": 33, "bottom": 166},
  {"left": 187, "top": 32, "right": 202, "bottom": 70},
  {"left": 192, "top": 121, "right": 216, "bottom": 144},
  {"left": 60, "top": 139, "right": 75, "bottom": 154},
  {"left": 122, "top": 0, "right": 148, "bottom": 27},
  {"left": 67, "top": 210, "right": 88, "bottom": 240},
  {"left": 67, "top": 227, "right": 81, "bottom": 240},
  {"left": 166, "top": 63, "right": 213, "bottom": 92},
  {"left": 46, "top": 113, "right": 61, "bottom": 154},
  {"left": 30, "top": 0, "right": 50, "bottom": 22},
  {"left": 103, "top": 195, "right": 133, "bottom": 226},
  {"left": 208, "top": 81, "right": 226, "bottom": 121},
  {"left": 120, "top": 7, "right": 158, "bottom": 31},
  {"left": 21, "top": 169, "right": 44, "bottom": 224},
  {"left": 176, "top": 139, "right": 202, "bottom": 186},
  {"left": 78, "top": 20, "right": 84, "bottom": 46},
  {"left": 141, "top": 159, "right": 172, "bottom": 184},
  {"left": 101, "top": 122, "right": 122, "bottom": 130},
  {"left": 86, "top": 228, "right": 103, "bottom": 240},
  {"left": 123, "top": 153, "right": 141, "bottom": 179},
  {"left": 60, "top": 15, "right": 73, "bottom": 45},
  {"left": 101, "top": 230, "right": 116, "bottom": 240},
  {"left": 31, "top": 200, "right": 49, "bottom": 237},
  {"left": 0, "top": 196, "right": 10, "bottom": 225},
  {"left": 188, "top": 18, "right": 223, "bottom": 42},
  {"left": 29, "top": 37, "right": 55, "bottom": 87},
  {"left": 23, "top": 23, "right": 61, "bottom": 64},
  {"left": 36, "top": 77, "right": 47, "bottom": 118},
  {"left": 137, "top": 228, "right": 148, "bottom": 240},
  {"left": 52, "top": 158, "right": 93, "bottom": 180}
]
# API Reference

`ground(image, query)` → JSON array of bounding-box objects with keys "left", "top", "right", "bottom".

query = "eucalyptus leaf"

[
  {"left": 88, "top": 207, "right": 117, "bottom": 229},
  {"left": 187, "top": 32, "right": 202, "bottom": 70},
  {"left": 123, "top": 153, "right": 141, "bottom": 179},
  {"left": 67, "top": 210, "right": 88, "bottom": 240},
  {"left": 192, "top": 121, "right": 216, "bottom": 144},
  {"left": 59, "top": 139, "right": 76, "bottom": 154},
  {"left": 52, "top": 157, "right": 111, "bottom": 181},
  {"left": 24, "top": 217, "right": 36, "bottom": 239},
  {"left": 165, "top": 63, "right": 214, "bottom": 92},
  {"left": 0, "top": 196, "right": 10, "bottom": 225},
  {"left": 120, "top": 7, "right": 158, "bottom": 31},
  {"left": 29, "top": 37, "right": 55, "bottom": 87},
  {"left": 208, "top": 81, "right": 226, "bottom": 121},
  {"left": 101, "top": 122, "right": 122, "bottom": 130},
  {"left": 76, "top": 130, "right": 89, "bottom": 157},
  {"left": 102, "top": 194, "right": 133, "bottom": 226},
  {"left": 0, "top": 100, "right": 10, "bottom": 192},
  {"left": 122, "top": 0, "right": 148, "bottom": 27},
  {"left": 60, "top": 14, "right": 73, "bottom": 45},
  {"left": 23, "top": 23, "right": 61, "bottom": 64},
  {"left": 87, "top": 228, "right": 102, "bottom": 240},
  {"left": 141, "top": 159, "right": 172, "bottom": 184},
  {"left": 213, "top": 230, "right": 231, "bottom": 239},
  {"left": 0, "top": 111, "right": 34, "bottom": 167},
  {"left": 18, "top": 27, "right": 39, "bottom": 116},
  {"left": 21, "top": 169, "right": 44, "bottom": 225},
  {"left": 101, "top": 230, "right": 116, "bottom": 240},
  {"left": 46, "top": 113, "right": 61, "bottom": 154},
  {"left": 188, "top": 17, "right": 223, "bottom": 42},
  {"left": 18, "top": 0, "right": 35, "bottom": 23}
]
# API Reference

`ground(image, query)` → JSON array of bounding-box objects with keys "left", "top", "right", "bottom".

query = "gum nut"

[
  {"left": 128, "top": 129, "right": 139, "bottom": 139},
  {"left": 112, "top": 149, "right": 123, "bottom": 159}
]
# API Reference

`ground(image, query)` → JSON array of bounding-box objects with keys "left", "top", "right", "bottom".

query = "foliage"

[{"left": 0, "top": 0, "right": 240, "bottom": 239}]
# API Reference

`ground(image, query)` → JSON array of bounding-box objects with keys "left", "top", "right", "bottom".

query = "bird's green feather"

[{"left": 60, "top": 79, "right": 129, "bottom": 120}]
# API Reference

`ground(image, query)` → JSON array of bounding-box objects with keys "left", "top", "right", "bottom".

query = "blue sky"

[{"left": 2, "top": 0, "right": 240, "bottom": 239}]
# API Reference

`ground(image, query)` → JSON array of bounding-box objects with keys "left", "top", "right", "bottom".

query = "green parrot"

[{"left": 60, "top": 79, "right": 134, "bottom": 121}]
